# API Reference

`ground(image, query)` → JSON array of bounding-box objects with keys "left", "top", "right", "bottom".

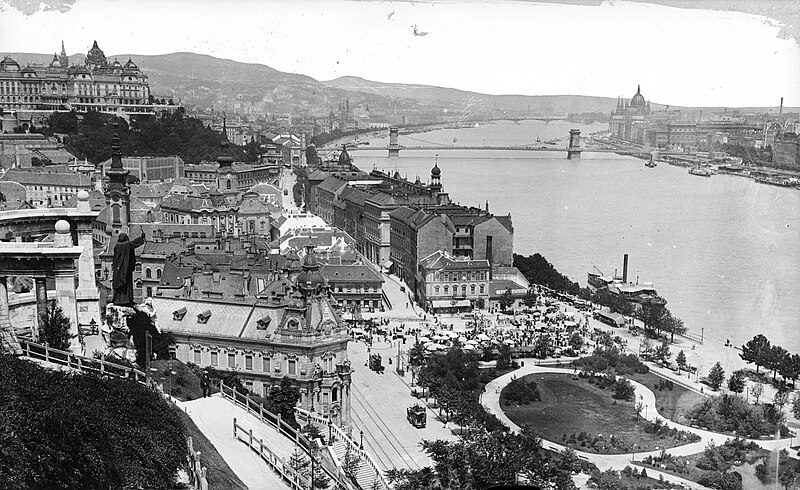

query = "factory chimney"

[
  {"left": 622, "top": 254, "right": 629, "bottom": 284},
  {"left": 780, "top": 97, "right": 784, "bottom": 120}
]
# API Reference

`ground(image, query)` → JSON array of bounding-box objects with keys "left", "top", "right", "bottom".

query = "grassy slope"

[{"left": 180, "top": 411, "right": 248, "bottom": 490}]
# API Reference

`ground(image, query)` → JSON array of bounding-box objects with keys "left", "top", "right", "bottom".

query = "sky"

[{"left": 0, "top": 0, "right": 798, "bottom": 107}]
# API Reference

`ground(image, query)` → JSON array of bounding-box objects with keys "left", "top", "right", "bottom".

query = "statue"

[
  {"left": 312, "top": 363, "right": 323, "bottom": 380},
  {"left": 111, "top": 231, "right": 145, "bottom": 306}
]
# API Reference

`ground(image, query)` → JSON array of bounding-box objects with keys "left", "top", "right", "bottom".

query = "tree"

[
  {"left": 676, "top": 350, "right": 687, "bottom": 373},
  {"left": 779, "top": 353, "right": 800, "bottom": 387},
  {"left": 499, "top": 288, "right": 513, "bottom": 311},
  {"left": 305, "top": 145, "right": 320, "bottom": 166},
  {"left": 727, "top": 370, "right": 746, "bottom": 394},
  {"left": 750, "top": 383, "right": 764, "bottom": 405},
  {"left": 654, "top": 341, "right": 672, "bottom": 364},
  {"left": 496, "top": 343, "right": 512, "bottom": 370},
  {"left": 342, "top": 444, "right": 362, "bottom": 483},
  {"left": 662, "top": 310, "right": 686, "bottom": 342},
  {"left": 612, "top": 378, "right": 635, "bottom": 401},
  {"left": 793, "top": 393, "right": 800, "bottom": 420},
  {"left": 267, "top": 378, "right": 301, "bottom": 427},
  {"left": 569, "top": 332, "right": 583, "bottom": 352},
  {"left": 38, "top": 301, "right": 74, "bottom": 350},
  {"left": 707, "top": 362, "right": 725, "bottom": 391},
  {"left": 407, "top": 341, "right": 426, "bottom": 385},
  {"left": 765, "top": 345, "right": 789, "bottom": 381},
  {"left": 740, "top": 334, "right": 771, "bottom": 374},
  {"left": 639, "top": 302, "right": 666, "bottom": 336},
  {"left": 522, "top": 288, "right": 538, "bottom": 307}
]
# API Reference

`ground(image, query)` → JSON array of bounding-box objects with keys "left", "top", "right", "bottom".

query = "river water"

[{"left": 350, "top": 120, "right": 800, "bottom": 353}]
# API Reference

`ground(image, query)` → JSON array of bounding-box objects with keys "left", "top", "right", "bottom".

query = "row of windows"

[
  {"left": 192, "top": 350, "right": 337, "bottom": 376},
  {"left": 433, "top": 284, "right": 485, "bottom": 295},
  {"left": 435, "top": 271, "right": 487, "bottom": 282}
]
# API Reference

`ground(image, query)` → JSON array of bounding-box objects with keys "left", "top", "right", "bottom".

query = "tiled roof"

[
  {"left": 419, "top": 250, "right": 489, "bottom": 271},
  {"left": 317, "top": 177, "right": 347, "bottom": 194},
  {"left": 1, "top": 169, "right": 93, "bottom": 187},
  {"left": 152, "top": 296, "right": 277, "bottom": 340},
  {"left": 320, "top": 263, "right": 383, "bottom": 284}
]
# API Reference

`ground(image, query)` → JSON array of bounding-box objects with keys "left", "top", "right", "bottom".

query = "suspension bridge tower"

[
  {"left": 388, "top": 127, "right": 400, "bottom": 157},
  {"left": 567, "top": 129, "right": 582, "bottom": 160}
]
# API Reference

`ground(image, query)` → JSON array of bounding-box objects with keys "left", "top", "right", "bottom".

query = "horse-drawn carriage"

[
  {"left": 407, "top": 404, "right": 426, "bottom": 428},
  {"left": 369, "top": 353, "right": 385, "bottom": 373}
]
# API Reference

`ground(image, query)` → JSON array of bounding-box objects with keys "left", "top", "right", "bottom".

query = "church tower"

[
  {"left": 104, "top": 123, "right": 130, "bottom": 235},
  {"left": 58, "top": 40, "right": 69, "bottom": 68},
  {"left": 429, "top": 162, "right": 442, "bottom": 193},
  {"left": 216, "top": 117, "right": 238, "bottom": 193}
]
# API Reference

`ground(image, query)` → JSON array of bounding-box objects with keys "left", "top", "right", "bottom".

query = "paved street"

[{"left": 347, "top": 338, "right": 458, "bottom": 471}]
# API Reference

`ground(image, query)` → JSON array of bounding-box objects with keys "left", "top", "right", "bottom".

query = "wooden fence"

[
  {"left": 232, "top": 417, "right": 311, "bottom": 490},
  {"left": 186, "top": 436, "right": 209, "bottom": 490},
  {"left": 219, "top": 381, "right": 352, "bottom": 489}
]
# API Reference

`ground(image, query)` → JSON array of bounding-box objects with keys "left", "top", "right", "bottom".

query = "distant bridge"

[{"left": 358, "top": 145, "right": 654, "bottom": 155}]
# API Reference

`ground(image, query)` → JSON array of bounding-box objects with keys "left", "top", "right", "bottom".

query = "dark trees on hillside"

[
  {"left": 513, "top": 253, "right": 580, "bottom": 295},
  {"left": 0, "top": 355, "right": 186, "bottom": 490},
  {"left": 43, "top": 109, "right": 255, "bottom": 165}
]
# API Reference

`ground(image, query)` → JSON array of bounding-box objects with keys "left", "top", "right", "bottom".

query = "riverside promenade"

[{"left": 482, "top": 362, "right": 799, "bottom": 489}]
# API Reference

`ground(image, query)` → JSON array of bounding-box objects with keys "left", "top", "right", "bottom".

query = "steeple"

[
  {"left": 58, "top": 40, "right": 69, "bottom": 68},
  {"left": 104, "top": 122, "right": 131, "bottom": 235}
]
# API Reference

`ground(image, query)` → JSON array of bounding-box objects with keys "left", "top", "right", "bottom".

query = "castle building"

[{"left": 0, "top": 41, "right": 155, "bottom": 115}]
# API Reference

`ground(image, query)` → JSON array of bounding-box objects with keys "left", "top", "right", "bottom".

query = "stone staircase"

[{"left": 296, "top": 409, "right": 388, "bottom": 490}]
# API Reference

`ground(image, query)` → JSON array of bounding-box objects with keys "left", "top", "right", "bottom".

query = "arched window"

[
  {"left": 443, "top": 285, "right": 449, "bottom": 295},
  {"left": 470, "top": 284, "right": 476, "bottom": 294},
  {"left": 156, "top": 268, "right": 162, "bottom": 279},
  {"left": 112, "top": 205, "right": 120, "bottom": 224},
  {"left": 434, "top": 286, "right": 440, "bottom": 295},
  {"left": 226, "top": 179, "right": 232, "bottom": 190},
  {"left": 145, "top": 268, "right": 152, "bottom": 279}
]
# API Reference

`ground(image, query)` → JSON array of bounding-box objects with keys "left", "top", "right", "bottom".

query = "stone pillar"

[
  {"left": 35, "top": 277, "right": 48, "bottom": 332},
  {"left": 74, "top": 194, "right": 102, "bottom": 328},
  {"left": 0, "top": 276, "right": 22, "bottom": 354},
  {"left": 54, "top": 220, "right": 82, "bottom": 353}
]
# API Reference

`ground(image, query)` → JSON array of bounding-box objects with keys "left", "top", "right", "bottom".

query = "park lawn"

[
  {"left": 503, "top": 374, "right": 693, "bottom": 454},
  {"left": 180, "top": 411, "right": 248, "bottom": 490},
  {"left": 628, "top": 371, "right": 705, "bottom": 425}
]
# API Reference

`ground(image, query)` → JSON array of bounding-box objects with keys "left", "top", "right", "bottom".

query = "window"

[
  {"left": 434, "top": 286, "right": 440, "bottom": 295},
  {"left": 156, "top": 269, "right": 162, "bottom": 279},
  {"left": 480, "top": 284, "right": 485, "bottom": 294},
  {"left": 146, "top": 286, "right": 153, "bottom": 297},
  {"left": 245, "top": 355, "right": 253, "bottom": 370},
  {"left": 145, "top": 268, "right": 151, "bottom": 279},
  {"left": 226, "top": 179, "right": 232, "bottom": 190},
  {"left": 228, "top": 352, "right": 236, "bottom": 368},
  {"left": 332, "top": 387, "right": 338, "bottom": 402},
  {"left": 322, "top": 392, "right": 329, "bottom": 404},
  {"left": 470, "top": 284, "right": 476, "bottom": 294},
  {"left": 194, "top": 349, "right": 201, "bottom": 364},
  {"left": 262, "top": 357, "right": 271, "bottom": 372},
  {"left": 168, "top": 345, "right": 177, "bottom": 359},
  {"left": 135, "top": 263, "right": 142, "bottom": 272},
  {"left": 211, "top": 351, "right": 218, "bottom": 366},
  {"left": 288, "top": 359, "right": 296, "bottom": 375},
  {"left": 443, "top": 285, "right": 449, "bottom": 294},
  {"left": 462, "top": 285, "right": 467, "bottom": 295}
]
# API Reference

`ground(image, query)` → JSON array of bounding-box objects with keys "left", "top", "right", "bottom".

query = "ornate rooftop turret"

[
  {"left": 59, "top": 40, "right": 69, "bottom": 68},
  {"left": 104, "top": 122, "right": 131, "bottom": 234},
  {"left": 630, "top": 84, "right": 646, "bottom": 108},
  {"left": 86, "top": 40, "right": 107, "bottom": 68},
  {"left": 216, "top": 117, "right": 235, "bottom": 169}
]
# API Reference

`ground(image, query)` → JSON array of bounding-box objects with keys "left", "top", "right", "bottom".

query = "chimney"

[
  {"left": 622, "top": 254, "right": 629, "bottom": 283},
  {"left": 780, "top": 97, "right": 784, "bottom": 120}
]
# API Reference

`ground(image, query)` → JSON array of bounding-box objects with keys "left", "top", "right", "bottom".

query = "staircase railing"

[
  {"left": 19, "top": 340, "right": 147, "bottom": 383},
  {"left": 218, "top": 381, "right": 352, "bottom": 490},
  {"left": 295, "top": 407, "right": 389, "bottom": 490}
]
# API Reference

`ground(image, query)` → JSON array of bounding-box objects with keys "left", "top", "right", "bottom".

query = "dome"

[
  {"left": 296, "top": 270, "right": 327, "bottom": 291},
  {"left": 630, "top": 85, "right": 646, "bottom": 107},
  {"left": 431, "top": 163, "right": 441, "bottom": 176},
  {"left": 338, "top": 147, "right": 351, "bottom": 165},
  {"left": 50, "top": 54, "right": 61, "bottom": 68}
]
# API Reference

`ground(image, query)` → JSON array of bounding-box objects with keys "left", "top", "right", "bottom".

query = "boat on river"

[
  {"left": 755, "top": 176, "right": 793, "bottom": 187},
  {"left": 645, "top": 160, "right": 657, "bottom": 168},
  {"left": 588, "top": 259, "right": 667, "bottom": 306},
  {"left": 689, "top": 166, "right": 713, "bottom": 177}
]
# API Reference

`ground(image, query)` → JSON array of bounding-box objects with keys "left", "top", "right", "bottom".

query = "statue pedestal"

[{"left": 76, "top": 286, "right": 101, "bottom": 331}]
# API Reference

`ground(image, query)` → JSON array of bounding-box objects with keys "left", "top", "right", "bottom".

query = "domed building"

[
  {"left": 609, "top": 84, "right": 652, "bottom": 144},
  {"left": 0, "top": 40, "right": 155, "bottom": 115}
]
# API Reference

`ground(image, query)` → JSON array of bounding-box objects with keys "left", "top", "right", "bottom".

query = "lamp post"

[{"left": 645, "top": 404, "right": 648, "bottom": 419}]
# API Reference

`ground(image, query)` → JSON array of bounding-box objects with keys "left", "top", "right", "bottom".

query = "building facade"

[
  {"left": 417, "top": 250, "right": 489, "bottom": 313},
  {"left": 0, "top": 41, "right": 156, "bottom": 114}
]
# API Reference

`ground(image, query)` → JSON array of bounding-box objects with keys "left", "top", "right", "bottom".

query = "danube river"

[{"left": 350, "top": 120, "right": 800, "bottom": 353}]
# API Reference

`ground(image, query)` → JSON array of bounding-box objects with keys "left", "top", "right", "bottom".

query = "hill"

[{"left": 323, "top": 75, "right": 619, "bottom": 114}]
